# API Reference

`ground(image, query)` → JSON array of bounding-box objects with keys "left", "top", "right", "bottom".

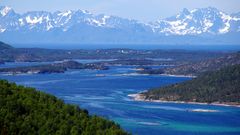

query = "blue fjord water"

[{"left": 0, "top": 62, "right": 240, "bottom": 135}]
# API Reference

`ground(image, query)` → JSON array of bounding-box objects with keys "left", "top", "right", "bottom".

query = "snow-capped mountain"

[
  {"left": 0, "top": 6, "right": 239, "bottom": 45},
  {"left": 151, "top": 7, "right": 240, "bottom": 35},
  {"left": 0, "top": 6, "right": 150, "bottom": 32}
]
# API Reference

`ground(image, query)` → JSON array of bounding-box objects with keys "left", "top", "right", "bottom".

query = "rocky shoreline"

[
  {"left": 128, "top": 93, "right": 240, "bottom": 108},
  {"left": 159, "top": 74, "right": 196, "bottom": 78}
]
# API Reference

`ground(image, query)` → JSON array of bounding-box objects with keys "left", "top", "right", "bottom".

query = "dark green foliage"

[
  {"left": 163, "top": 52, "right": 240, "bottom": 76},
  {"left": 0, "top": 80, "right": 129, "bottom": 135},
  {"left": 143, "top": 64, "right": 240, "bottom": 103},
  {"left": 137, "top": 67, "right": 164, "bottom": 74}
]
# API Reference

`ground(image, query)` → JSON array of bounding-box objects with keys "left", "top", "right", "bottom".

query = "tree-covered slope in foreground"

[
  {"left": 0, "top": 80, "right": 128, "bottom": 135},
  {"left": 142, "top": 64, "right": 240, "bottom": 104}
]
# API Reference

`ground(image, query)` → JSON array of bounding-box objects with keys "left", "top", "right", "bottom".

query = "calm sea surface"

[{"left": 0, "top": 62, "right": 240, "bottom": 135}]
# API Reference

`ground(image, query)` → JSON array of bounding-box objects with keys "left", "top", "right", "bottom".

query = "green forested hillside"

[
  {"left": 163, "top": 52, "right": 240, "bottom": 76},
  {"left": 142, "top": 64, "right": 240, "bottom": 104},
  {"left": 0, "top": 80, "right": 128, "bottom": 135}
]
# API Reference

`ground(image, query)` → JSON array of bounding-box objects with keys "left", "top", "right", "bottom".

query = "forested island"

[
  {"left": 135, "top": 64, "right": 240, "bottom": 105},
  {"left": 0, "top": 61, "right": 108, "bottom": 74},
  {"left": 138, "top": 52, "right": 240, "bottom": 76},
  {"left": 0, "top": 80, "right": 128, "bottom": 135},
  {"left": 93, "top": 59, "right": 173, "bottom": 66}
]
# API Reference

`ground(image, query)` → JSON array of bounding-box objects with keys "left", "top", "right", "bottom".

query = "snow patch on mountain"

[
  {"left": 0, "top": 6, "right": 12, "bottom": 16},
  {"left": 150, "top": 7, "right": 240, "bottom": 35},
  {"left": 18, "top": 18, "right": 24, "bottom": 26},
  {"left": 58, "top": 10, "right": 72, "bottom": 17},
  {"left": 26, "top": 16, "right": 43, "bottom": 24},
  {"left": 0, "top": 28, "right": 6, "bottom": 32},
  {"left": 203, "top": 19, "right": 213, "bottom": 32}
]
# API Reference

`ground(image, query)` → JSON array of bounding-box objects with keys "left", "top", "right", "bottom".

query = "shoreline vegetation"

[
  {"left": 0, "top": 80, "right": 129, "bottom": 135},
  {"left": 131, "top": 64, "right": 240, "bottom": 108},
  {"left": 128, "top": 93, "right": 240, "bottom": 108}
]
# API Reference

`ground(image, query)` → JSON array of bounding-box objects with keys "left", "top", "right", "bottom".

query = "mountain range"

[{"left": 0, "top": 6, "right": 240, "bottom": 45}]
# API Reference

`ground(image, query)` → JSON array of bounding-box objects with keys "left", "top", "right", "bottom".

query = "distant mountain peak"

[
  {"left": 151, "top": 7, "right": 240, "bottom": 35},
  {"left": 0, "top": 6, "right": 13, "bottom": 16},
  {"left": 57, "top": 10, "right": 72, "bottom": 17},
  {"left": 201, "top": 7, "right": 219, "bottom": 11},
  {"left": 77, "top": 9, "right": 91, "bottom": 14},
  {"left": 181, "top": 8, "right": 190, "bottom": 15}
]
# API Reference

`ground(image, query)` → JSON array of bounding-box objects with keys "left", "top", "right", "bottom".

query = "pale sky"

[{"left": 1, "top": 0, "right": 240, "bottom": 22}]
